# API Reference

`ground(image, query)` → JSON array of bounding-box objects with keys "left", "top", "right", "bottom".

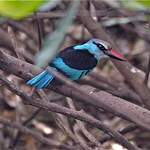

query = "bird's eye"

[
  {"left": 93, "top": 42, "right": 106, "bottom": 51},
  {"left": 98, "top": 44, "right": 106, "bottom": 51}
]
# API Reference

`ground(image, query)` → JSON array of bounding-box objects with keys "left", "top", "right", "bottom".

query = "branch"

[
  {"left": 67, "top": 97, "right": 102, "bottom": 149},
  {"left": 0, "top": 28, "right": 13, "bottom": 50},
  {"left": 47, "top": 67, "right": 150, "bottom": 131},
  {"left": 78, "top": 1, "right": 150, "bottom": 109},
  {"left": 0, "top": 50, "right": 150, "bottom": 131},
  {"left": 0, "top": 117, "right": 74, "bottom": 149},
  {"left": 99, "top": 124, "right": 138, "bottom": 144},
  {"left": 10, "top": 108, "right": 41, "bottom": 148},
  {"left": 6, "top": 20, "right": 38, "bottom": 43},
  {"left": 0, "top": 73, "right": 139, "bottom": 150},
  {"left": 144, "top": 53, "right": 150, "bottom": 85},
  {"left": 80, "top": 77, "right": 142, "bottom": 105}
]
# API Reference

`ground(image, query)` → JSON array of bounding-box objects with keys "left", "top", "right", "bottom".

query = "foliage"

[
  {"left": 121, "top": 0, "right": 150, "bottom": 10},
  {"left": 137, "top": 0, "right": 150, "bottom": 8},
  {"left": 0, "top": 0, "right": 44, "bottom": 19}
]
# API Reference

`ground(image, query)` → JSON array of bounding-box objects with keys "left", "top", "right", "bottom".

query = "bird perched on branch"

[{"left": 26, "top": 39, "right": 126, "bottom": 89}]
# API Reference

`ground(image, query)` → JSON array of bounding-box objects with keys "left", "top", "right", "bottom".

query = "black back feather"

[{"left": 57, "top": 47, "right": 98, "bottom": 70}]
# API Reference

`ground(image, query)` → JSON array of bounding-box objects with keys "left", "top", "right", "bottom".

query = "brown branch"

[
  {"left": 35, "top": 13, "right": 44, "bottom": 50},
  {"left": 73, "top": 123, "right": 93, "bottom": 150},
  {"left": 30, "top": 12, "right": 65, "bottom": 20},
  {"left": 144, "top": 53, "right": 150, "bottom": 85},
  {"left": 0, "top": 117, "right": 74, "bottom": 149},
  {"left": 67, "top": 97, "right": 102, "bottom": 149},
  {"left": 99, "top": 124, "right": 138, "bottom": 144},
  {"left": 54, "top": 113, "right": 80, "bottom": 144},
  {"left": 10, "top": 108, "right": 41, "bottom": 149},
  {"left": 6, "top": 20, "right": 38, "bottom": 43},
  {"left": 0, "top": 50, "right": 150, "bottom": 131},
  {"left": 47, "top": 67, "right": 150, "bottom": 131},
  {"left": 0, "top": 28, "right": 14, "bottom": 50},
  {"left": 37, "top": 90, "right": 81, "bottom": 146},
  {"left": 0, "top": 74, "right": 139, "bottom": 150},
  {"left": 80, "top": 77, "right": 142, "bottom": 105},
  {"left": 78, "top": 1, "right": 150, "bottom": 109},
  {"left": 7, "top": 26, "right": 25, "bottom": 60},
  {"left": 0, "top": 50, "right": 40, "bottom": 79}
]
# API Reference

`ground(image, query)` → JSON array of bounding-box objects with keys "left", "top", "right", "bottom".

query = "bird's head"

[{"left": 74, "top": 39, "right": 126, "bottom": 61}]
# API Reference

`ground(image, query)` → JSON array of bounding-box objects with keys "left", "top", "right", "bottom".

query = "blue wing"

[
  {"left": 50, "top": 57, "right": 89, "bottom": 80},
  {"left": 26, "top": 46, "right": 97, "bottom": 89},
  {"left": 50, "top": 47, "right": 97, "bottom": 80},
  {"left": 26, "top": 71, "right": 53, "bottom": 89}
]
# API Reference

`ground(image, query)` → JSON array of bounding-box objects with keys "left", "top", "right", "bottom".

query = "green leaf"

[
  {"left": 0, "top": 0, "right": 44, "bottom": 19},
  {"left": 35, "top": 0, "right": 80, "bottom": 68},
  {"left": 121, "top": 0, "right": 150, "bottom": 10},
  {"left": 137, "top": 0, "right": 150, "bottom": 8}
]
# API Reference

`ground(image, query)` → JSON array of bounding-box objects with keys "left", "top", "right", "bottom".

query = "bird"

[{"left": 26, "top": 39, "right": 126, "bottom": 89}]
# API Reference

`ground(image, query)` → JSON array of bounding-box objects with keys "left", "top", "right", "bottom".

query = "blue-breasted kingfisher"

[{"left": 26, "top": 39, "right": 126, "bottom": 89}]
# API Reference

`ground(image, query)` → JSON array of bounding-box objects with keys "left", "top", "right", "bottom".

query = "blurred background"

[{"left": 0, "top": 0, "right": 149, "bottom": 150}]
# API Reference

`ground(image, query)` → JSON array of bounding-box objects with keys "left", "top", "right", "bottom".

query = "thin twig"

[
  {"left": 9, "top": 108, "right": 42, "bottom": 149},
  {"left": 37, "top": 90, "right": 84, "bottom": 149},
  {"left": 0, "top": 74, "right": 139, "bottom": 150},
  {"left": 0, "top": 50, "right": 150, "bottom": 131},
  {"left": 144, "top": 53, "right": 150, "bottom": 86},
  {"left": 99, "top": 124, "right": 138, "bottom": 144},
  {"left": 78, "top": 0, "right": 150, "bottom": 109},
  {"left": 7, "top": 26, "right": 24, "bottom": 59},
  {"left": 0, "top": 117, "right": 74, "bottom": 149},
  {"left": 73, "top": 123, "right": 93, "bottom": 150},
  {"left": 67, "top": 97, "right": 102, "bottom": 149},
  {"left": 7, "top": 20, "right": 38, "bottom": 42},
  {"left": 35, "top": 13, "right": 44, "bottom": 50}
]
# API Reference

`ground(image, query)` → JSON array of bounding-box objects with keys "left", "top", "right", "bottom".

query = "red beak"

[{"left": 107, "top": 49, "right": 127, "bottom": 61}]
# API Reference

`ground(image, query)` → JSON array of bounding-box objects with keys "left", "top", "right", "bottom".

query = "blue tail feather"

[{"left": 26, "top": 71, "right": 53, "bottom": 89}]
